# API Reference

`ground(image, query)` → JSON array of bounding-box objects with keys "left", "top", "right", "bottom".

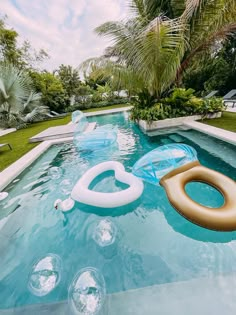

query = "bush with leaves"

[
  {"left": 0, "top": 63, "right": 49, "bottom": 128},
  {"left": 130, "top": 90, "right": 224, "bottom": 123},
  {"left": 30, "top": 71, "right": 69, "bottom": 113},
  {"left": 131, "top": 89, "right": 157, "bottom": 109},
  {"left": 66, "top": 98, "right": 130, "bottom": 112}
]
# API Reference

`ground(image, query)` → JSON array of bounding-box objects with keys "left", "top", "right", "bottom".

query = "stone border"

[
  {"left": 0, "top": 106, "right": 132, "bottom": 191},
  {"left": 0, "top": 136, "right": 73, "bottom": 191},
  {"left": 138, "top": 112, "right": 221, "bottom": 133},
  {"left": 184, "top": 121, "right": 236, "bottom": 145}
]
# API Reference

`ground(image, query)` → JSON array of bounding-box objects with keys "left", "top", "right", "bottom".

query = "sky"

[{"left": 1, "top": 0, "right": 128, "bottom": 70}]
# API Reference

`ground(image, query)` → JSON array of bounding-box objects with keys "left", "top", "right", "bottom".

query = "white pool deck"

[
  {"left": 0, "top": 106, "right": 235, "bottom": 191},
  {"left": 1, "top": 272, "right": 236, "bottom": 314},
  {"left": 29, "top": 122, "right": 96, "bottom": 142}
]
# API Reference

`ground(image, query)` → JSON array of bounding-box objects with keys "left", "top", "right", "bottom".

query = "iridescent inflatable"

[
  {"left": 133, "top": 144, "right": 236, "bottom": 231},
  {"left": 74, "top": 125, "right": 118, "bottom": 151},
  {"left": 72, "top": 110, "right": 88, "bottom": 133},
  {"left": 132, "top": 144, "right": 198, "bottom": 185}
]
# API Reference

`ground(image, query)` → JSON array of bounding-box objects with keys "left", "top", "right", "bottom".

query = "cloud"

[{"left": 1, "top": 0, "right": 128, "bottom": 70}]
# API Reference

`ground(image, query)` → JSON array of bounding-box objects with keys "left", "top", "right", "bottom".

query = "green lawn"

[
  {"left": 0, "top": 104, "right": 131, "bottom": 171},
  {"left": 202, "top": 112, "right": 236, "bottom": 132}
]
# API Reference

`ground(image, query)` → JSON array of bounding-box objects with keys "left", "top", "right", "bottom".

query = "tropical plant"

[
  {"left": 80, "top": 0, "right": 236, "bottom": 102},
  {"left": 0, "top": 64, "right": 49, "bottom": 128},
  {"left": 30, "top": 71, "right": 69, "bottom": 112},
  {"left": 130, "top": 95, "right": 224, "bottom": 123},
  {"left": 184, "top": 34, "right": 236, "bottom": 95},
  {"left": 21, "top": 92, "right": 49, "bottom": 123},
  {"left": 55, "top": 64, "right": 81, "bottom": 98}
]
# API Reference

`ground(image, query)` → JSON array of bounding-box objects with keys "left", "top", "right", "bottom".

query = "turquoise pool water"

[{"left": 0, "top": 112, "right": 236, "bottom": 312}]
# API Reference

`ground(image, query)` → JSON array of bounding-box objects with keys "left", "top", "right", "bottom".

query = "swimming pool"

[{"left": 0, "top": 112, "right": 236, "bottom": 314}]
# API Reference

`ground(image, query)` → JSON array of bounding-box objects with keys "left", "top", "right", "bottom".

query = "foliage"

[
  {"left": 81, "top": 0, "right": 236, "bottom": 99},
  {"left": 130, "top": 88, "right": 224, "bottom": 122},
  {"left": 0, "top": 63, "right": 49, "bottom": 128},
  {"left": 30, "top": 71, "right": 69, "bottom": 112},
  {"left": 183, "top": 35, "right": 236, "bottom": 95},
  {"left": 0, "top": 17, "right": 49, "bottom": 69},
  {"left": 55, "top": 64, "right": 81, "bottom": 98},
  {"left": 84, "top": 66, "right": 110, "bottom": 90},
  {"left": 131, "top": 89, "right": 157, "bottom": 109},
  {"left": 66, "top": 98, "right": 129, "bottom": 112},
  {"left": 20, "top": 40, "right": 49, "bottom": 70}
]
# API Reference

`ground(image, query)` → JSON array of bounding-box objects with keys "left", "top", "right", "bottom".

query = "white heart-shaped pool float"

[{"left": 71, "top": 161, "right": 144, "bottom": 208}]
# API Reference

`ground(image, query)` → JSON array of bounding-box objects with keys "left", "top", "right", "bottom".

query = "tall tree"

[
  {"left": 55, "top": 64, "right": 81, "bottom": 98},
  {"left": 0, "top": 17, "right": 49, "bottom": 69},
  {"left": 81, "top": 0, "right": 236, "bottom": 99}
]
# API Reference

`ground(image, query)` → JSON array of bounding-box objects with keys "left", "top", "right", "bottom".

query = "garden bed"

[{"left": 138, "top": 112, "right": 222, "bottom": 132}]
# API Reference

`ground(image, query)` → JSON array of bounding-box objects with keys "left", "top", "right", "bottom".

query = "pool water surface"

[{"left": 0, "top": 112, "right": 236, "bottom": 312}]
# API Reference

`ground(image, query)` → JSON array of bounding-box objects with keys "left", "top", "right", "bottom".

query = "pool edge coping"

[{"left": 184, "top": 121, "right": 236, "bottom": 145}]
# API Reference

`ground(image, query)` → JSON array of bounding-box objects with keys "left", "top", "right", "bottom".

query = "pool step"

[
  {"left": 160, "top": 138, "right": 173, "bottom": 145},
  {"left": 3, "top": 273, "right": 236, "bottom": 315},
  {"left": 168, "top": 134, "right": 185, "bottom": 143},
  {"left": 106, "top": 272, "right": 236, "bottom": 315},
  {"left": 177, "top": 130, "right": 236, "bottom": 169}
]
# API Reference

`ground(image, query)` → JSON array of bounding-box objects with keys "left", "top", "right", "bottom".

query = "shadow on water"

[
  {"left": 75, "top": 199, "right": 142, "bottom": 217},
  {"left": 161, "top": 191, "right": 236, "bottom": 243}
]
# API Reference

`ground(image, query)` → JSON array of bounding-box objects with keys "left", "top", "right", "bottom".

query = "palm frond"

[
  {"left": 23, "top": 91, "right": 42, "bottom": 111},
  {"left": 22, "top": 106, "right": 49, "bottom": 123}
]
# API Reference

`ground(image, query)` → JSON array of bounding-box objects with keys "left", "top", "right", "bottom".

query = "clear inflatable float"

[
  {"left": 133, "top": 144, "right": 236, "bottom": 231},
  {"left": 74, "top": 124, "right": 118, "bottom": 151}
]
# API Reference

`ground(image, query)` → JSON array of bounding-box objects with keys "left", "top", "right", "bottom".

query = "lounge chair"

[
  {"left": 223, "top": 90, "right": 236, "bottom": 108},
  {"left": 0, "top": 143, "right": 12, "bottom": 150},
  {"left": 51, "top": 111, "right": 67, "bottom": 117},
  {"left": 204, "top": 90, "right": 219, "bottom": 99}
]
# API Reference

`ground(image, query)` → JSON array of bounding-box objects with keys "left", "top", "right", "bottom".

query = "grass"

[
  {"left": 0, "top": 104, "right": 131, "bottom": 171},
  {"left": 0, "top": 115, "right": 71, "bottom": 171},
  {"left": 202, "top": 111, "right": 236, "bottom": 132}
]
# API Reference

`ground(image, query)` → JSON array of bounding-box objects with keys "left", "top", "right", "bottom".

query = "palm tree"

[
  {"left": 80, "top": 0, "right": 236, "bottom": 100},
  {"left": 0, "top": 63, "right": 49, "bottom": 127}
]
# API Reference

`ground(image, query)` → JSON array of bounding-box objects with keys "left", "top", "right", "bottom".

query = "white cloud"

[{"left": 1, "top": 0, "right": 128, "bottom": 70}]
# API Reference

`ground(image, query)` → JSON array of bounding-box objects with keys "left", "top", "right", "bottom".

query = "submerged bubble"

[
  {"left": 68, "top": 268, "right": 106, "bottom": 315},
  {"left": 0, "top": 192, "right": 8, "bottom": 201},
  {"left": 60, "top": 179, "right": 72, "bottom": 195},
  {"left": 48, "top": 167, "right": 63, "bottom": 180},
  {"left": 93, "top": 219, "right": 117, "bottom": 247},
  {"left": 28, "top": 254, "right": 61, "bottom": 296}
]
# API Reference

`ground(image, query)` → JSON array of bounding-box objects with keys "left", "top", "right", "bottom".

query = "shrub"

[
  {"left": 130, "top": 95, "right": 224, "bottom": 123},
  {"left": 65, "top": 98, "right": 130, "bottom": 112}
]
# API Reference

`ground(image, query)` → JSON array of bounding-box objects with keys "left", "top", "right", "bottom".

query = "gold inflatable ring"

[{"left": 160, "top": 161, "right": 236, "bottom": 231}]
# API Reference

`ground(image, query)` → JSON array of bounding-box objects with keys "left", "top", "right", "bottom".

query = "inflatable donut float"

[{"left": 160, "top": 161, "right": 236, "bottom": 231}]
